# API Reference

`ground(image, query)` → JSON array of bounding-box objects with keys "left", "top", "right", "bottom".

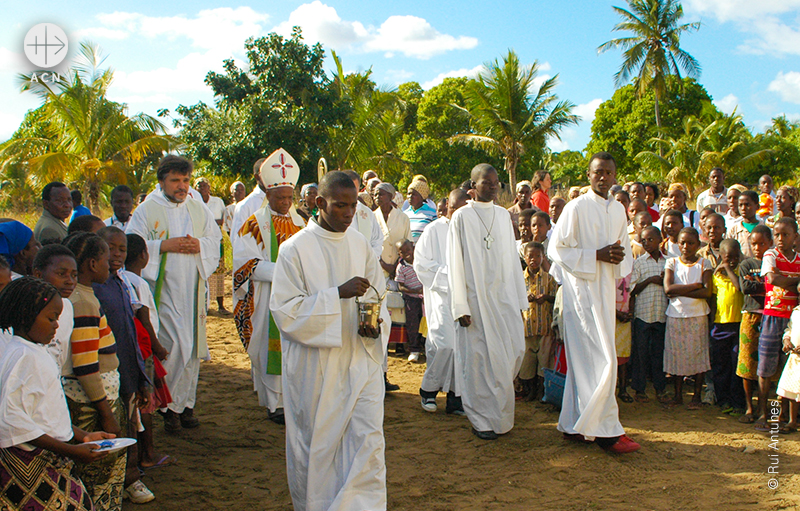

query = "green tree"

[
  {"left": 449, "top": 50, "right": 579, "bottom": 191},
  {"left": 0, "top": 43, "right": 178, "bottom": 210},
  {"left": 176, "top": 28, "right": 344, "bottom": 185},
  {"left": 585, "top": 77, "right": 711, "bottom": 179},
  {"left": 547, "top": 150, "right": 588, "bottom": 189},
  {"left": 636, "top": 103, "right": 773, "bottom": 191},
  {"left": 324, "top": 52, "right": 409, "bottom": 176},
  {"left": 397, "top": 77, "right": 501, "bottom": 198},
  {"left": 598, "top": 0, "right": 701, "bottom": 129}
]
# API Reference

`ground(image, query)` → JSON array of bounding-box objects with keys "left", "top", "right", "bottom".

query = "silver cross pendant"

[{"left": 484, "top": 234, "right": 494, "bottom": 250}]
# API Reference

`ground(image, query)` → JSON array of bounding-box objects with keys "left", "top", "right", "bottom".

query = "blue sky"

[{"left": 2, "top": 0, "right": 800, "bottom": 153}]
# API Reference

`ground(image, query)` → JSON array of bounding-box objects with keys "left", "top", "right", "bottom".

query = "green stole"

[
  {"left": 253, "top": 206, "right": 283, "bottom": 376},
  {"left": 140, "top": 198, "right": 209, "bottom": 359}
]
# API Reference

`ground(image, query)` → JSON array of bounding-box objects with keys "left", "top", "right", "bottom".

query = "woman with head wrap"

[
  {"left": 297, "top": 183, "right": 319, "bottom": 222},
  {"left": 657, "top": 182, "right": 699, "bottom": 230},
  {"left": 0, "top": 221, "right": 39, "bottom": 278},
  {"left": 404, "top": 179, "right": 437, "bottom": 242},
  {"left": 401, "top": 176, "right": 437, "bottom": 213},
  {"left": 508, "top": 180, "right": 533, "bottom": 239}
]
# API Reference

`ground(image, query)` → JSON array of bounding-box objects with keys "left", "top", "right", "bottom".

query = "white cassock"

[
  {"left": 413, "top": 216, "right": 457, "bottom": 394},
  {"left": 127, "top": 191, "right": 221, "bottom": 414},
  {"left": 350, "top": 201, "right": 383, "bottom": 259},
  {"left": 270, "top": 220, "right": 389, "bottom": 511},
  {"left": 547, "top": 191, "right": 633, "bottom": 439},
  {"left": 447, "top": 201, "right": 527, "bottom": 434},
  {"left": 232, "top": 204, "right": 305, "bottom": 412}
]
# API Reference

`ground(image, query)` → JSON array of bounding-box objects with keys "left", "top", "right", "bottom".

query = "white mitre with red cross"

[{"left": 260, "top": 148, "right": 300, "bottom": 190}]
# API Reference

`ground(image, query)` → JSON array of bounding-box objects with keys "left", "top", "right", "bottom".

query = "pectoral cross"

[{"left": 484, "top": 234, "right": 494, "bottom": 250}]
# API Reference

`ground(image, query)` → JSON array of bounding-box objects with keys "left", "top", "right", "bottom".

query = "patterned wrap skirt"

[
  {"left": 64, "top": 374, "right": 127, "bottom": 511},
  {"left": 664, "top": 316, "right": 711, "bottom": 376},
  {"left": 736, "top": 312, "right": 761, "bottom": 381},
  {"left": 0, "top": 446, "right": 95, "bottom": 511}
]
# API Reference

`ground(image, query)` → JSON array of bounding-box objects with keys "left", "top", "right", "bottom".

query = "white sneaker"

[
  {"left": 421, "top": 397, "right": 437, "bottom": 413},
  {"left": 124, "top": 480, "right": 155, "bottom": 504},
  {"left": 408, "top": 352, "right": 421, "bottom": 362}
]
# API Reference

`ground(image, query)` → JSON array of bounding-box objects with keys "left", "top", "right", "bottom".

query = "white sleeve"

[
  {"left": 547, "top": 201, "right": 597, "bottom": 280},
  {"left": 761, "top": 251, "right": 777, "bottom": 276},
  {"left": 447, "top": 213, "right": 471, "bottom": 319},
  {"left": 125, "top": 208, "right": 162, "bottom": 283},
  {"left": 269, "top": 243, "right": 343, "bottom": 349}
]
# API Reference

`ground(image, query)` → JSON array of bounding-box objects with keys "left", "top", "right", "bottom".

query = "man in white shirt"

[
  {"left": 104, "top": 185, "right": 134, "bottom": 231},
  {"left": 695, "top": 167, "right": 728, "bottom": 214}
]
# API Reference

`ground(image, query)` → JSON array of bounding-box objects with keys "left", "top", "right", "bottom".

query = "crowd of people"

[{"left": 0, "top": 148, "right": 799, "bottom": 511}]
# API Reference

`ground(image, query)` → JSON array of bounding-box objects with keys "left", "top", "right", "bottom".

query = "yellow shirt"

[{"left": 712, "top": 271, "right": 744, "bottom": 324}]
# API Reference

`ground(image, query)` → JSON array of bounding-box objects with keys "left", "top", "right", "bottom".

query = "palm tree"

[
  {"left": 636, "top": 104, "right": 772, "bottom": 191},
  {"left": 598, "top": 0, "right": 701, "bottom": 129},
  {"left": 0, "top": 42, "right": 181, "bottom": 210},
  {"left": 325, "top": 51, "right": 410, "bottom": 176},
  {"left": 449, "top": 50, "right": 579, "bottom": 190}
]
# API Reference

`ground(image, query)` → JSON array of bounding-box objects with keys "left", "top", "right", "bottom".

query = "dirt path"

[{"left": 125, "top": 307, "right": 800, "bottom": 511}]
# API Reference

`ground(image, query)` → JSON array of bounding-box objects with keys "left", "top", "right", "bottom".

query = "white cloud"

[
  {"left": 111, "top": 50, "right": 230, "bottom": 95},
  {"left": 73, "top": 27, "right": 129, "bottom": 41},
  {"left": 684, "top": 1, "right": 800, "bottom": 56},
  {"left": 715, "top": 93, "right": 739, "bottom": 114},
  {"left": 0, "top": 111, "right": 23, "bottom": 140},
  {"left": 684, "top": 0, "right": 800, "bottom": 22},
  {"left": 0, "top": 48, "right": 26, "bottom": 72},
  {"left": 273, "top": 1, "right": 368, "bottom": 50},
  {"left": 385, "top": 69, "right": 414, "bottom": 84},
  {"left": 275, "top": 2, "right": 477, "bottom": 59},
  {"left": 572, "top": 98, "right": 603, "bottom": 123},
  {"left": 421, "top": 65, "right": 484, "bottom": 89},
  {"left": 365, "top": 15, "right": 477, "bottom": 59},
  {"left": 547, "top": 128, "right": 576, "bottom": 152},
  {"left": 768, "top": 71, "right": 800, "bottom": 104},
  {"left": 84, "top": 8, "right": 270, "bottom": 52}
]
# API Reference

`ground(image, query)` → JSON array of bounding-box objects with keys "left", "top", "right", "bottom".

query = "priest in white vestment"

[
  {"left": 232, "top": 148, "right": 305, "bottom": 423},
  {"left": 230, "top": 158, "right": 269, "bottom": 248},
  {"left": 547, "top": 152, "right": 640, "bottom": 454},
  {"left": 447, "top": 164, "right": 527, "bottom": 440},
  {"left": 414, "top": 188, "right": 469, "bottom": 414},
  {"left": 126, "top": 155, "right": 221, "bottom": 429},
  {"left": 344, "top": 170, "right": 383, "bottom": 258},
  {"left": 270, "top": 171, "right": 388, "bottom": 511}
]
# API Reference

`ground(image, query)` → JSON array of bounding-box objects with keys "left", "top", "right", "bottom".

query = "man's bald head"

[
  {"left": 253, "top": 158, "right": 267, "bottom": 177},
  {"left": 447, "top": 188, "right": 470, "bottom": 218},
  {"left": 318, "top": 171, "right": 357, "bottom": 198},
  {"left": 343, "top": 169, "right": 360, "bottom": 188},
  {"left": 471, "top": 163, "right": 497, "bottom": 182}
]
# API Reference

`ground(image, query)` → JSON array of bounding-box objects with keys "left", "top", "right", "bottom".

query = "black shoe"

[
  {"left": 164, "top": 410, "right": 181, "bottom": 433},
  {"left": 471, "top": 428, "right": 498, "bottom": 440},
  {"left": 385, "top": 374, "right": 400, "bottom": 392},
  {"left": 268, "top": 408, "right": 285, "bottom": 425},
  {"left": 446, "top": 392, "right": 465, "bottom": 415},
  {"left": 179, "top": 408, "right": 200, "bottom": 429}
]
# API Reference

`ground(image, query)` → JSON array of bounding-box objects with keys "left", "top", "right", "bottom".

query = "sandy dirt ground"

[{"left": 124, "top": 295, "right": 800, "bottom": 511}]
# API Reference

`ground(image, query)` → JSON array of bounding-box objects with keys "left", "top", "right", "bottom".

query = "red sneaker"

[{"left": 604, "top": 435, "right": 641, "bottom": 454}]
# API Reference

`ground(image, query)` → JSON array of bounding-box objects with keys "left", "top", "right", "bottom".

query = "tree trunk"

[
  {"left": 505, "top": 155, "right": 517, "bottom": 195},
  {"left": 654, "top": 94, "right": 663, "bottom": 157}
]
